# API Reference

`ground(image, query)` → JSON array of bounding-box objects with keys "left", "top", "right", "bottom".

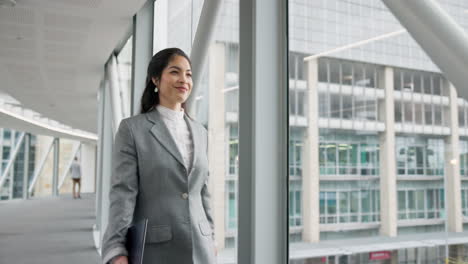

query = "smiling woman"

[
  {"left": 140, "top": 48, "right": 192, "bottom": 114},
  {"left": 102, "top": 47, "right": 216, "bottom": 264}
]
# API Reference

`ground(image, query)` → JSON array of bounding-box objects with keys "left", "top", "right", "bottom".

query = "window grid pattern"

[
  {"left": 462, "top": 189, "right": 468, "bottom": 217},
  {"left": 289, "top": 128, "right": 303, "bottom": 178},
  {"left": 317, "top": 58, "right": 380, "bottom": 121},
  {"left": 319, "top": 189, "right": 380, "bottom": 224},
  {"left": 225, "top": 180, "right": 237, "bottom": 232},
  {"left": 319, "top": 133, "right": 379, "bottom": 177},
  {"left": 398, "top": 189, "right": 444, "bottom": 220},
  {"left": 396, "top": 137, "right": 444, "bottom": 177},
  {"left": 393, "top": 69, "right": 446, "bottom": 126},
  {"left": 289, "top": 180, "right": 302, "bottom": 227}
]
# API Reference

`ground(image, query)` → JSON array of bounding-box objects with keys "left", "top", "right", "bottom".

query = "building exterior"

[
  {"left": 0, "top": 129, "right": 36, "bottom": 200},
  {"left": 182, "top": 0, "right": 468, "bottom": 263},
  {"left": 0, "top": 128, "right": 96, "bottom": 200}
]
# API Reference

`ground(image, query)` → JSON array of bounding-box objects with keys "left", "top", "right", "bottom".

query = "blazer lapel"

[{"left": 146, "top": 110, "right": 185, "bottom": 168}]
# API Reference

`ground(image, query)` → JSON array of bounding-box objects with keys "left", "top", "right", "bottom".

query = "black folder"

[{"left": 125, "top": 219, "right": 148, "bottom": 264}]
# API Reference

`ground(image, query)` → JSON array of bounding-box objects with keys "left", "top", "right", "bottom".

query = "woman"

[{"left": 102, "top": 48, "right": 216, "bottom": 264}]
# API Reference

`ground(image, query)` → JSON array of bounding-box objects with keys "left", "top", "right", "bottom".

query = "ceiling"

[{"left": 0, "top": 0, "right": 147, "bottom": 133}]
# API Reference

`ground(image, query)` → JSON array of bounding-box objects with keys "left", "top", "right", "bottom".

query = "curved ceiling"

[{"left": 0, "top": 0, "right": 147, "bottom": 133}]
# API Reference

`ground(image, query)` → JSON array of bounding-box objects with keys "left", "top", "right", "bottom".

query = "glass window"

[
  {"left": 425, "top": 104, "right": 433, "bottom": 125},
  {"left": 413, "top": 73, "right": 422, "bottom": 93},
  {"left": 318, "top": 59, "right": 328, "bottom": 83},
  {"left": 318, "top": 93, "right": 329, "bottom": 118},
  {"left": 394, "top": 69, "right": 402, "bottom": 91},
  {"left": 423, "top": 74, "right": 432, "bottom": 94},
  {"left": 366, "top": 99, "right": 377, "bottom": 121},
  {"left": 459, "top": 106, "right": 466, "bottom": 127},
  {"left": 415, "top": 103, "right": 423, "bottom": 125},
  {"left": 329, "top": 60, "right": 340, "bottom": 85},
  {"left": 395, "top": 101, "right": 403, "bottom": 122},
  {"left": 434, "top": 105, "right": 442, "bottom": 125},
  {"left": 342, "top": 95, "right": 353, "bottom": 119},
  {"left": 403, "top": 71, "right": 413, "bottom": 92},
  {"left": 341, "top": 62, "right": 353, "bottom": 86},
  {"left": 404, "top": 101, "right": 413, "bottom": 123},
  {"left": 330, "top": 94, "right": 341, "bottom": 118},
  {"left": 433, "top": 76, "right": 441, "bottom": 95}
]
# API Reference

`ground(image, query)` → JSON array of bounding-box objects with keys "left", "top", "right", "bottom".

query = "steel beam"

[
  {"left": 382, "top": 0, "right": 468, "bottom": 100},
  {"left": 185, "top": 0, "right": 222, "bottom": 116},
  {"left": 52, "top": 138, "right": 59, "bottom": 196}
]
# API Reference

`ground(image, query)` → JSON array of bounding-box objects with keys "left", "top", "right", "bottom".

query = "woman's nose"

[{"left": 179, "top": 74, "right": 188, "bottom": 83}]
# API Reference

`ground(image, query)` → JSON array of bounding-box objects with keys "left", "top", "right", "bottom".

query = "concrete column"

[
  {"left": 52, "top": 138, "right": 59, "bottom": 196},
  {"left": 100, "top": 81, "right": 114, "bottom": 245},
  {"left": 378, "top": 67, "right": 397, "bottom": 237},
  {"left": 303, "top": 58, "right": 320, "bottom": 242},
  {"left": 22, "top": 133, "right": 30, "bottom": 199},
  {"left": 81, "top": 143, "right": 96, "bottom": 193},
  {"left": 131, "top": 0, "right": 154, "bottom": 116},
  {"left": 95, "top": 83, "right": 105, "bottom": 234},
  {"left": 208, "top": 42, "right": 226, "bottom": 249},
  {"left": 444, "top": 82, "right": 463, "bottom": 232}
]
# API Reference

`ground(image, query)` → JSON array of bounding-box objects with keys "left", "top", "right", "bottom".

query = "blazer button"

[{"left": 181, "top": 193, "right": 189, "bottom": 199}]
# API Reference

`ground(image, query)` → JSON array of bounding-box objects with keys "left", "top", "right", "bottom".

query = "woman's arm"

[
  {"left": 102, "top": 119, "right": 139, "bottom": 264},
  {"left": 201, "top": 127, "right": 216, "bottom": 243}
]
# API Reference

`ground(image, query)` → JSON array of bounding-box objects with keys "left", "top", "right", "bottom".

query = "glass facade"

[
  {"left": 319, "top": 130, "right": 379, "bottom": 177},
  {"left": 285, "top": 0, "right": 468, "bottom": 262},
  {"left": 396, "top": 137, "right": 444, "bottom": 177},
  {"left": 0, "top": 130, "right": 36, "bottom": 200}
]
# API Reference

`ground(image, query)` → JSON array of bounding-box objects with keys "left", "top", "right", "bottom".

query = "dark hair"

[{"left": 140, "top": 48, "right": 192, "bottom": 114}]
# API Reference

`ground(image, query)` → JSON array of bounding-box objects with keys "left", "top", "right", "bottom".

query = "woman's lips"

[{"left": 176, "top": 87, "right": 188, "bottom": 92}]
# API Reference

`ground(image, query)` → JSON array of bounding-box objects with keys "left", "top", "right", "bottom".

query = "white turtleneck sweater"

[{"left": 156, "top": 105, "right": 194, "bottom": 172}]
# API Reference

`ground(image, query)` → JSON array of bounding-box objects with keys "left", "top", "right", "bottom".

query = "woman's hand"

[{"left": 111, "top": 255, "right": 128, "bottom": 264}]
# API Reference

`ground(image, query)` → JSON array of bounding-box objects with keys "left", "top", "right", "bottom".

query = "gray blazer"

[{"left": 102, "top": 109, "right": 216, "bottom": 264}]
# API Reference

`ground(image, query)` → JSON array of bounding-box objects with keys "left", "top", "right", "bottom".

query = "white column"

[
  {"left": 81, "top": 143, "right": 96, "bottom": 193},
  {"left": 52, "top": 138, "right": 60, "bottom": 197},
  {"left": 208, "top": 42, "right": 226, "bottom": 249},
  {"left": 100, "top": 81, "right": 115, "bottom": 244},
  {"left": 131, "top": 0, "right": 154, "bottom": 115},
  {"left": 303, "top": 58, "right": 320, "bottom": 242},
  {"left": 445, "top": 82, "right": 463, "bottom": 232},
  {"left": 379, "top": 67, "right": 397, "bottom": 237}
]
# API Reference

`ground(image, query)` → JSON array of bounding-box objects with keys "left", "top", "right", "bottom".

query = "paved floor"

[{"left": 0, "top": 193, "right": 100, "bottom": 264}]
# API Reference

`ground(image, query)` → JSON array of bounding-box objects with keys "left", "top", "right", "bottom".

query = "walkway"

[{"left": 0, "top": 193, "right": 100, "bottom": 264}]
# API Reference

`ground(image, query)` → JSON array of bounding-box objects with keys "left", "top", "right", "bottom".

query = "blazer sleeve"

[
  {"left": 101, "top": 119, "right": 139, "bottom": 264},
  {"left": 201, "top": 127, "right": 215, "bottom": 242}
]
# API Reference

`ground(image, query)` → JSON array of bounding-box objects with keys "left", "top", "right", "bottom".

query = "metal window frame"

[
  {"left": 0, "top": 132, "right": 25, "bottom": 194},
  {"left": 238, "top": 0, "right": 289, "bottom": 262}
]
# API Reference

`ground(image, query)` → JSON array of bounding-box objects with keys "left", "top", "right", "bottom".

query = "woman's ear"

[{"left": 151, "top": 77, "right": 159, "bottom": 87}]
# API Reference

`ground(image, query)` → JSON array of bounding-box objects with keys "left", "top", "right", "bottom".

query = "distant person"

[
  {"left": 70, "top": 157, "right": 81, "bottom": 199},
  {"left": 102, "top": 48, "right": 216, "bottom": 264}
]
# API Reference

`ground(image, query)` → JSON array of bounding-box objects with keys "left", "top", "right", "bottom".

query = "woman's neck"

[{"left": 158, "top": 100, "right": 182, "bottom": 112}]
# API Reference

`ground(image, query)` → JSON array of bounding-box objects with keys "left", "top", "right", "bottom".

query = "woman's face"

[{"left": 152, "top": 55, "right": 193, "bottom": 107}]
